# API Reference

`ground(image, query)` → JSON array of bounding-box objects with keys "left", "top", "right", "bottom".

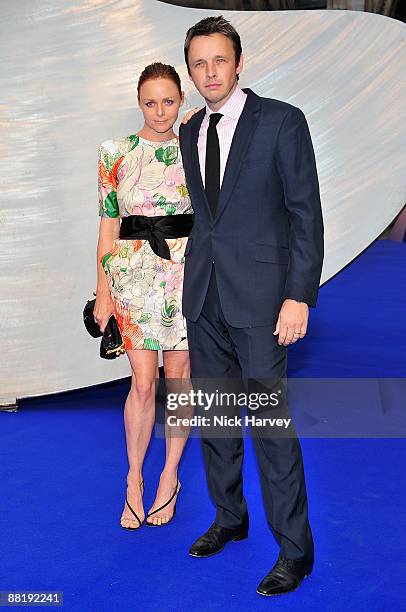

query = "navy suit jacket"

[{"left": 179, "top": 88, "right": 324, "bottom": 328}]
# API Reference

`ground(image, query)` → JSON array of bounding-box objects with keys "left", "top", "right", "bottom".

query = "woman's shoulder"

[
  {"left": 98, "top": 136, "right": 139, "bottom": 173},
  {"left": 98, "top": 135, "right": 137, "bottom": 157}
]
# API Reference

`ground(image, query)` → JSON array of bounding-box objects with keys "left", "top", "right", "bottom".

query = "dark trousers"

[{"left": 186, "top": 267, "right": 314, "bottom": 562}]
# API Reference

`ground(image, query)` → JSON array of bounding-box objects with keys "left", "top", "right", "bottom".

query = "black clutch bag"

[{"left": 83, "top": 297, "right": 125, "bottom": 359}]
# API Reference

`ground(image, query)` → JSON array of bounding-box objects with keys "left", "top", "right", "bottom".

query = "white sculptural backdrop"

[{"left": 1, "top": 2, "right": 405, "bottom": 402}]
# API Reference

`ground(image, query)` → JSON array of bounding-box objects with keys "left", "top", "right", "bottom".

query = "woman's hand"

[
  {"left": 181, "top": 107, "right": 202, "bottom": 124},
  {"left": 93, "top": 291, "right": 115, "bottom": 334},
  {"left": 95, "top": 217, "right": 120, "bottom": 332}
]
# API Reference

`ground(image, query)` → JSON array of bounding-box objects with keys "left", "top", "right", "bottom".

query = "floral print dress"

[{"left": 98, "top": 134, "right": 193, "bottom": 351}]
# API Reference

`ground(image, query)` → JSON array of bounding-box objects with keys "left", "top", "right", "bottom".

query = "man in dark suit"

[{"left": 179, "top": 16, "right": 324, "bottom": 596}]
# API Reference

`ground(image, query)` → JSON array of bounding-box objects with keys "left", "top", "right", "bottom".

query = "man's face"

[{"left": 187, "top": 33, "right": 243, "bottom": 109}]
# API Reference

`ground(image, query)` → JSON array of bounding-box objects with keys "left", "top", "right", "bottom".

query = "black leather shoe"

[
  {"left": 256, "top": 554, "right": 313, "bottom": 596},
  {"left": 189, "top": 520, "right": 249, "bottom": 558}
]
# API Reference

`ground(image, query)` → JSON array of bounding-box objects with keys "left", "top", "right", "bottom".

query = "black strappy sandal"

[
  {"left": 121, "top": 479, "right": 144, "bottom": 530},
  {"left": 145, "top": 478, "right": 181, "bottom": 527}
]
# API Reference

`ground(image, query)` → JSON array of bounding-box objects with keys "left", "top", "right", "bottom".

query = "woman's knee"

[
  {"left": 130, "top": 378, "right": 155, "bottom": 401},
  {"left": 163, "top": 353, "right": 191, "bottom": 380}
]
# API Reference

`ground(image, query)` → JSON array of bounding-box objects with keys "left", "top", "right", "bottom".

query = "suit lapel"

[
  {"left": 215, "top": 89, "right": 261, "bottom": 223},
  {"left": 185, "top": 89, "right": 261, "bottom": 223},
  {"left": 189, "top": 109, "right": 213, "bottom": 220}
]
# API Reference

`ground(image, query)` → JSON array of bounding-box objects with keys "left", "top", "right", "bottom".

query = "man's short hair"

[{"left": 184, "top": 15, "right": 242, "bottom": 74}]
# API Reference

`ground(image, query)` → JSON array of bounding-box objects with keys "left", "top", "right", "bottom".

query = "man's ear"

[{"left": 236, "top": 53, "right": 244, "bottom": 77}]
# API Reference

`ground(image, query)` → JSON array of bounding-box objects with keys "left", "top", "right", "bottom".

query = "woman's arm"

[{"left": 94, "top": 217, "right": 120, "bottom": 332}]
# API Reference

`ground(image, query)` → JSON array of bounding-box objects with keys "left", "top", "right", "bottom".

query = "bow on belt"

[{"left": 119, "top": 214, "right": 194, "bottom": 260}]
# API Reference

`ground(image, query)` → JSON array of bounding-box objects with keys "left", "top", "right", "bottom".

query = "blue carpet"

[
  {"left": 1, "top": 240, "right": 405, "bottom": 611},
  {"left": 288, "top": 239, "right": 406, "bottom": 377}
]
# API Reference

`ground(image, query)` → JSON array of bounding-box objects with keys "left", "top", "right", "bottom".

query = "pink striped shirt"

[{"left": 198, "top": 85, "right": 247, "bottom": 187}]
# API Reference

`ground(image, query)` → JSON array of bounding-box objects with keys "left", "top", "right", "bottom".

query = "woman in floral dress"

[{"left": 94, "top": 63, "right": 193, "bottom": 529}]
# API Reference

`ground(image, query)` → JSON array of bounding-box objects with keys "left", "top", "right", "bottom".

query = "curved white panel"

[{"left": 1, "top": 3, "right": 405, "bottom": 401}]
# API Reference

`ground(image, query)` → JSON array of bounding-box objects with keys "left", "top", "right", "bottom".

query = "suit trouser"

[{"left": 186, "top": 267, "right": 314, "bottom": 562}]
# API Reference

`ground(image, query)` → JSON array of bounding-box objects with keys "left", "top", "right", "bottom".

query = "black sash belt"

[{"left": 119, "top": 214, "right": 194, "bottom": 260}]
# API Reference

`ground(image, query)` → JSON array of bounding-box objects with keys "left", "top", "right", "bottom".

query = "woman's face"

[{"left": 138, "top": 77, "right": 183, "bottom": 138}]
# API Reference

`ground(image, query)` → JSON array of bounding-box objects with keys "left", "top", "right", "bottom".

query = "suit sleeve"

[
  {"left": 179, "top": 123, "right": 187, "bottom": 163},
  {"left": 276, "top": 107, "right": 324, "bottom": 307}
]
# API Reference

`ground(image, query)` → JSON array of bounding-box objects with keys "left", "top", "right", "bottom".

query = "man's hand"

[
  {"left": 273, "top": 299, "right": 309, "bottom": 346},
  {"left": 181, "top": 107, "right": 202, "bottom": 124}
]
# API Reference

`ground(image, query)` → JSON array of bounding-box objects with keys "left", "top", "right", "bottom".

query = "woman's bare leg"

[
  {"left": 121, "top": 349, "right": 158, "bottom": 529},
  {"left": 146, "top": 350, "right": 191, "bottom": 525}
]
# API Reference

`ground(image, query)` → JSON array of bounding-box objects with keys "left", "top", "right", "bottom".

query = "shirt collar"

[{"left": 204, "top": 84, "right": 247, "bottom": 121}]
